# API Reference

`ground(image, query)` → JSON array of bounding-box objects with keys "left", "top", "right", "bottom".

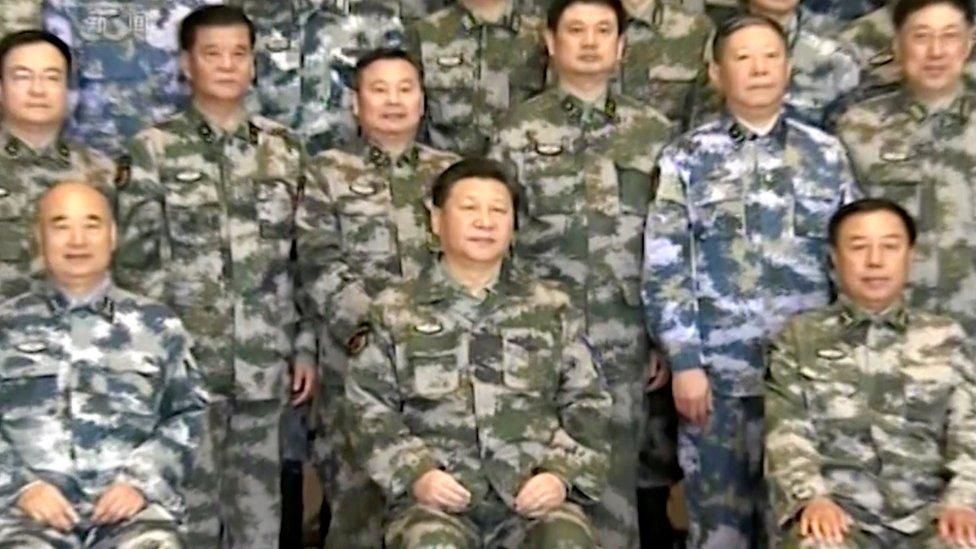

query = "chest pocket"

[
  {"left": 255, "top": 178, "right": 295, "bottom": 240},
  {"left": 402, "top": 329, "right": 461, "bottom": 399},
  {"left": 163, "top": 172, "right": 221, "bottom": 251},
  {"left": 501, "top": 328, "right": 555, "bottom": 392},
  {"left": 0, "top": 188, "right": 28, "bottom": 262},
  {"left": 336, "top": 182, "right": 397, "bottom": 256},
  {"left": 522, "top": 143, "right": 578, "bottom": 216},
  {"left": 868, "top": 154, "right": 923, "bottom": 221},
  {"left": 793, "top": 186, "right": 837, "bottom": 240},
  {"left": 0, "top": 350, "right": 60, "bottom": 420},
  {"left": 799, "top": 358, "right": 862, "bottom": 422},
  {"left": 900, "top": 358, "right": 954, "bottom": 426},
  {"left": 691, "top": 179, "right": 743, "bottom": 240},
  {"left": 421, "top": 41, "right": 478, "bottom": 126}
]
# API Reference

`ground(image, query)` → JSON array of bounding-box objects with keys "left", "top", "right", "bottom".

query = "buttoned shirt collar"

[
  {"left": 0, "top": 127, "right": 72, "bottom": 161},
  {"left": 45, "top": 276, "right": 116, "bottom": 321},
  {"left": 837, "top": 294, "right": 910, "bottom": 335}
]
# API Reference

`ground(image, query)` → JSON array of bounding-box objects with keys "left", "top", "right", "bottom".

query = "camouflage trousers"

[
  {"left": 778, "top": 522, "right": 955, "bottom": 549},
  {"left": 0, "top": 504, "right": 182, "bottom": 549},
  {"left": 386, "top": 498, "right": 598, "bottom": 548},
  {"left": 679, "top": 395, "right": 765, "bottom": 549},
  {"left": 184, "top": 397, "right": 282, "bottom": 549}
]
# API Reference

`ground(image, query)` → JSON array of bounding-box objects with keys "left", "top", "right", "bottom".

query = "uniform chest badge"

[
  {"left": 175, "top": 170, "right": 202, "bottom": 183},
  {"left": 266, "top": 36, "right": 290, "bottom": 52},
  {"left": 534, "top": 143, "right": 563, "bottom": 156},
  {"left": 880, "top": 150, "right": 911, "bottom": 162},
  {"left": 437, "top": 56, "right": 463, "bottom": 67},
  {"left": 414, "top": 322, "right": 443, "bottom": 335},
  {"left": 16, "top": 340, "right": 47, "bottom": 354},
  {"left": 817, "top": 348, "right": 845, "bottom": 360},
  {"left": 869, "top": 51, "right": 895, "bottom": 66},
  {"left": 350, "top": 182, "right": 378, "bottom": 196},
  {"left": 0, "top": 187, "right": 9, "bottom": 198}
]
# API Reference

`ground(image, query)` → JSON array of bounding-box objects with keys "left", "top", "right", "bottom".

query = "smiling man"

[
  {"left": 766, "top": 198, "right": 976, "bottom": 548},
  {"left": 838, "top": 0, "right": 976, "bottom": 338}
]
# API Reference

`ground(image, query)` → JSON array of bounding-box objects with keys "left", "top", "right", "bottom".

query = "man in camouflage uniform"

[
  {"left": 0, "top": 1, "right": 43, "bottom": 38},
  {"left": 231, "top": 0, "right": 404, "bottom": 155},
  {"left": 619, "top": 0, "right": 714, "bottom": 132},
  {"left": 114, "top": 7, "right": 317, "bottom": 548},
  {"left": 837, "top": 0, "right": 976, "bottom": 337},
  {"left": 0, "top": 30, "right": 114, "bottom": 303},
  {"left": 302, "top": 48, "right": 458, "bottom": 548},
  {"left": 766, "top": 198, "right": 976, "bottom": 548},
  {"left": 0, "top": 182, "right": 207, "bottom": 548},
  {"left": 346, "top": 158, "right": 612, "bottom": 549},
  {"left": 491, "top": 0, "right": 674, "bottom": 546},
  {"left": 405, "top": 0, "right": 548, "bottom": 156},
  {"left": 642, "top": 15, "right": 860, "bottom": 548},
  {"left": 41, "top": 0, "right": 220, "bottom": 156}
]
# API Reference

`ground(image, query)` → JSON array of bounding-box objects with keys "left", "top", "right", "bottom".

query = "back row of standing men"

[{"left": 0, "top": 0, "right": 973, "bottom": 547}]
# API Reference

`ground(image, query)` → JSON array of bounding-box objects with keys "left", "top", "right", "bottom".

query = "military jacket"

[
  {"left": 837, "top": 86, "right": 976, "bottom": 335},
  {"left": 765, "top": 298, "right": 976, "bottom": 534},
  {"left": 619, "top": 0, "right": 714, "bottom": 131},
  {"left": 115, "top": 106, "right": 313, "bottom": 401},
  {"left": 302, "top": 139, "right": 458, "bottom": 364},
  {"left": 0, "top": 281, "right": 207, "bottom": 517},
  {"left": 642, "top": 113, "right": 860, "bottom": 397},
  {"left": 493, "top": 87, "right": 671, "bottom": 381},
  {"left": 233, "top": 0, "right": 404, "bottom": 155},
  {"left": 0, "top": 130, "right": 115, "bottom": 303},
  {"left": 406, "top": 2, "right": 548, "bottom": 156},
  {"left": 346, "top": 262, "right": 612, "bottom": 510},
  {"left": 0, "top": 0, "right": 42, "bottom": 36},
  {"left": 43, "top": 0, "right": 219, "bottom": 156},
  {"left": 802, "top": 0, "right": 885, "bottom": 22}
]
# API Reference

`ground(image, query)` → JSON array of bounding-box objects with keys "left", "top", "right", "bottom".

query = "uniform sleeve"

[
  {"left": 345, "top": 308, "right": 438, "bottom": 503},
  {"left": 0, "top": 324, "right": 39, "bottom": 508},
  {"left": 114, "top": 132, "right": 167, "bottom": 301},
  {"left": 641, "top": 149, "right": 703, "bottom": 372},
  {"left": 115, "top": 318, "right": 209, "bottom": 514},
  {"left": 764, "top": 319, "right": 830, "bottom": 525},
  {"left": 299, "top": 157, "right": 373, "bottom": 352},
  {"left": 292, "top": 146, "right": 318, "bottom": 365},
  {"left": 538, "top": 307, "right": 613, "bottom": 503},
  {"left": 941, "top": 334, "right": 976, "bottom": 510}
]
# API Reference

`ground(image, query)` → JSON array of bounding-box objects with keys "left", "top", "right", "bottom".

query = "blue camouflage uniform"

[
  {"left": 0, "top": 280, "right": 208, "bottom": 548},
  {"left": 641, "top": 112, "right": 860, "bottom": 548}
]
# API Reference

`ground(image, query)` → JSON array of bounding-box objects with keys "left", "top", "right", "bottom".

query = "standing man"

[
  {"left": 0, "top": 30, "right": 114, "bottom": 303},
  {"left": 642, "top": 15, "right": 859, "bottom": 548},
  {"left": 42, "top": 0, "right": 219, "bottom": 156},
  {"left": 114, "top": 6, "right": 317, "bottom": 548},
  {"left": 766, "top": 198, "right": 976, "bottom": 548},
  {"left": 231, "top": 0, "right": 404, "bottom": 155},
  {"left": 303, "top": 47, "right": 458, "bottom": 548},
  {"left": 0, "top": 182, "right": 207, "bottom": 548},
  {"left": 492, "top": 0, "right": 674, "bottom": 546},
  {"left": 406, "top": 0, "right": 549, "bottom": 156},
  {"left": 838, "top": 0, "right": 976, "bottom": 336}
]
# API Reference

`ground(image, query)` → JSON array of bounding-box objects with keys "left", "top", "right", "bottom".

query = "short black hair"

[
  {"left": 547, "top": 0, "right": 628, "bottom": 36},
  {"left": 179, "top": 5, "right": 255, "bottom": 51},
  {"left": 431, "top": 158, "right": 520, "bottom": 224},
  {"left": 0, "top": 30, "right": 72, "bottom": 76},
  {"left": 893, "top": 0, "right": 975, "bottom": 29},
  {"left": 828, "top": 198, "right": 917, "bottom": 247},
  {"left": 711, "top": 14, "right": 788, "bottom": 62},
  {"left": 354, "top": 48, "right": 423, "bottom": 90}
]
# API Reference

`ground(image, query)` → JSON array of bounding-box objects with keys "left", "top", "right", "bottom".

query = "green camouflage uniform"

[
  {"left": 0, "top": 129, "right": 115, "bottom": 303},
  {"left": 232, "top": 0, "right": 404, "bottom": 155},
  {"left": 302, "top": 139, "right": 458, "bottom": 548},
  {"left": 115, "top": 106, "right": 315, "bottom": 549},
  {"left": 0, "top": 1, "right": 42, "bottom": 37},
  {"left": 837, "top": 85, "right": 976, "bottom": 337},
  {"left": 620, "top": 0, "right": 714, "bottom": 132},
  {"left": 492, "top": 86, "right": 673, "bottom": 549},
  {"left": 346, "top": 260, "right": 612, "bottom": 548},
  {"left": 405, "top": 1, "right": 548, "bottom": 156},
  {"left": 766, "top": 297, "right": 976, "bottom": 548},
  {"left": 0, "top": 280, "right": 208, "bottom": 548}
]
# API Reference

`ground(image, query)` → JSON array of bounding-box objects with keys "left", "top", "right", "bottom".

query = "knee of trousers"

[
  {"left": 115, "top": 529, "right": 184, "bottom": 549},
  {"left": 386, "top": 506, "right": 475, "bottom": 549},
  {"left": 526, "top": 503, "right": 598, "bottom": 549}
]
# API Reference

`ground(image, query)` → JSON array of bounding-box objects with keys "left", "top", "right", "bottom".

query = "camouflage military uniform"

[
  {"left": 406, "top": 1, "right": 548, "bottom": 156},
  {"left": 345, "top": 260, "right": 612, "bottom": 548},
  {"left": 0, "top": 130, "right": 115, "bottom": 303},
  {"left": 492, "top": 86, "right": 673, "bottom": 549},
  {"left": 232, "top": 0, "right": 404, "bottom": 156},
  {"left": 0, "top": 280, "right": 207, "bottom": 548},
  {"left": 619, "top": 0, "right": 714, "bottom": 132},
  {"left": 115, "top": 106, "right": 314, "bottom": 548},
  {"left": 801, "top": 0, "right": 885, "bottom": 22},
  {"left": 642, "top": 112, "right": 860, "bottom": 548},
  {"left": 766, "top": 297, "right": 976, "bottom": 548},
  {"left": 837, "top": 86, "right": 976, "bottom": 337},
  {"left": 41, "top": 0, "right": 219, "bottom": 156},
  {"left": 0, "top": 1, "right": 43, "bottom": 37},
  {"left": 302, "top": 139, "right": 458, "bottom": 548}
]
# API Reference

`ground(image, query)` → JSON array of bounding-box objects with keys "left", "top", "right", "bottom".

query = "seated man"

[
  {"left": 0, "top": 182, "right": 208, "bottom": 548},
  {"left": 766, "top": 198, "right": 976, "bottom": 548},
  {"left": 345, "top": 158, "right": 612, "bottom": 549}
]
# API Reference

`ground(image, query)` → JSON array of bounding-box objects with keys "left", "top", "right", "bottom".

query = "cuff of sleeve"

[
  {"left": 388, "top": 454, "right": 439, "bottom": 503},
  {"left": 775, "top": 478, "right": 830, "bottom": 526},
  {"left": 537, "top": 457, "right": 601, "bottom": 504},
  {"left": 941, "top": 488, "right": 976, "bottom": 512},
  {"left": 667, "top": 344, "right": 703, "bottom": 372},
  {"left": 116, "top": 468, "right": 181, "bottom": 516}
]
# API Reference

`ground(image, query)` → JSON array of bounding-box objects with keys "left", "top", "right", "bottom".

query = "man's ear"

[
  {"left": 544, "top": 28, "right": 556, "bottom": 58},
  {"left": 707, "top": 60, "right": 722, "bottom": 92},
  {"left": 110, "top": 220, "right": 118, "bottom": 252},
  {"left": 179, "top": 52, "right": 191, "bottom": 83},
  {"left": 430, "top": 206, "right": 442, "bottom": 238}
]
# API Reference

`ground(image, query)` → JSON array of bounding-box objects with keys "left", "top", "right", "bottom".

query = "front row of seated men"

[{"left": 1, "top": 170, "right": 975, "bottom": 548}]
